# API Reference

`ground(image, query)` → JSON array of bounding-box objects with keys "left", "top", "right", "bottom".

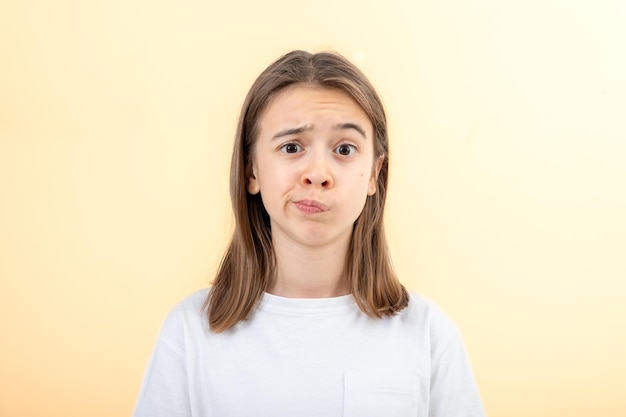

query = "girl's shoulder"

[
  {"left": 403, "top": 291, "right": 461, "bottom": 337},
  {"left": 166, "top": 288, "right": 209, "bottom": 319},
  {"left": 157, "top": 288, "right": 210, "bottom": 341}
]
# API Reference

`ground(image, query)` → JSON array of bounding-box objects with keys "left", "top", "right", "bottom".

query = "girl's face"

[{"left": 247, "top": 84, "right": 382, "bottom": 250}]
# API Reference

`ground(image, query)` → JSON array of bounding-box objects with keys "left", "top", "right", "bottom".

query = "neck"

[{"left": 268, "top": 233, "right": 351, "bottom": 298}]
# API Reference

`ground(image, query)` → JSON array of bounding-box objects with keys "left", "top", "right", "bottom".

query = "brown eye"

[
  {"left": 335, "top": 144, "right": 356, "bottom": 156},
  {"left": 280, "top": 143, "right": 302, "bottom": 154}
]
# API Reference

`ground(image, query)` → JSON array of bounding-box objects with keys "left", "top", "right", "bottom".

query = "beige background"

[{"left": 1, "top": 0, "right": 625, "bottom": 416}]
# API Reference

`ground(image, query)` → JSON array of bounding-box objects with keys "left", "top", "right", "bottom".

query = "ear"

[
  {"left": 246, "top": 162, "right": 260, "bottom": 195},
  {"left": 367, "top": 155, "right": 384, "bottom": 196}
]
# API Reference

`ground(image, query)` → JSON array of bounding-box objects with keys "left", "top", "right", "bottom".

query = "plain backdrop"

[{"left": 1, "top": 0, "right": 625, "bottom": 416}]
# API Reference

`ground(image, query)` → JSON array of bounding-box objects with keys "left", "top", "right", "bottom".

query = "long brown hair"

[{"left": 205, "top": 50, "right": 409, "bottom": 332}]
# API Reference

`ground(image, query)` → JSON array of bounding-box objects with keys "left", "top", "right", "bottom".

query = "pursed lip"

[{"left": 293, "top": 199, "right": 329, "bottom": 214}]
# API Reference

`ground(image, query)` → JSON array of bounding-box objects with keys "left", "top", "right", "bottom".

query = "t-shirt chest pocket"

[{"left": 343, "top": 371, "right": 419, "bottom": 417}]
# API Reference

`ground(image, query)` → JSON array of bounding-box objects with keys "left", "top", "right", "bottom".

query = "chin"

[{"left": 299, "top": 231, "right": 351, "bottom": 249}]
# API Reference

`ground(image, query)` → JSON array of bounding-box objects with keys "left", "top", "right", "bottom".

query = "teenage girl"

[{"left": 133, "top": 50, "right": 486, "bottom": 417}]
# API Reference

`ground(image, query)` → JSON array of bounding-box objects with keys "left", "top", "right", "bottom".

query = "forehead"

[{"left": 258, "top": 84, "right": 372, "bottom": 134}]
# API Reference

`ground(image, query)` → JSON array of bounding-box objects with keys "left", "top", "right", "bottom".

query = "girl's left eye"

[{"left": 334, "top": 144, "right": 356, "bottom": 156}]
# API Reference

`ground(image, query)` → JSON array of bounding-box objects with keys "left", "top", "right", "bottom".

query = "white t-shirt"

[{"left": 133, "top": 289, "right": 485, "bottom": 417}]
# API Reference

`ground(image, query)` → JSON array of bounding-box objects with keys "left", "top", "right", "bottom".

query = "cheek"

[
  {"left": 257, "top": 168, "right": 290, "bottom": 205},
  {"left": 259, "top": 168, "right": 286, "bottom": 189}
]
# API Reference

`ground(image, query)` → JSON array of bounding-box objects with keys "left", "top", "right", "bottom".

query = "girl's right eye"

[{"left": 279, "top": 143, "right": 302, "bottom": 154}]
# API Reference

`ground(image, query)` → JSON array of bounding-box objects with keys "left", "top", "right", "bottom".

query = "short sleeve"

[
  {"left": 429, "top": 326, "right": 486, "bottom": 417},
  {"left": 132, "top": 337, "right": 191, "bottom": 417}
]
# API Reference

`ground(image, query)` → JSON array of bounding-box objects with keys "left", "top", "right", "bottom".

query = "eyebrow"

[
  {"left": 334, "top": 122, "right": 367, "bottom": 139},
  {"left": 271, "top": 123, "right": 367, "bottom": 140},
  {"left": 271, "top": 125, "right": 313, "bottom": 140}
]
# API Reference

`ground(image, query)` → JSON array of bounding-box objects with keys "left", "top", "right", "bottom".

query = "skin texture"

[{"left": 248, "top": 84, "right": 383, "bottom": 298}]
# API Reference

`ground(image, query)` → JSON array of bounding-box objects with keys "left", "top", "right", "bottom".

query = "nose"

[{"left": 301, "top": 151, "right": 333, "bottom": 189}]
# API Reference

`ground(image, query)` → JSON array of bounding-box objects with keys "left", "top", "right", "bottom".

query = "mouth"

[{"left": 294, "top": 199, "right": 329, "bottom": 214}]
